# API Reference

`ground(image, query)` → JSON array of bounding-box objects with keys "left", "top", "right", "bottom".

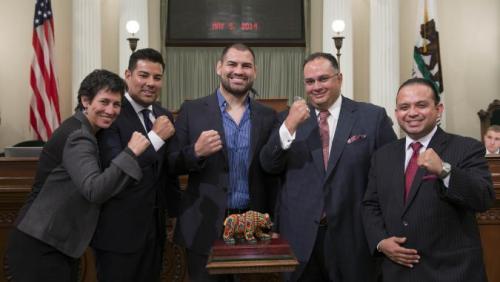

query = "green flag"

[{"left": 412, "top": 0, "right": 443, "bottom": 94}]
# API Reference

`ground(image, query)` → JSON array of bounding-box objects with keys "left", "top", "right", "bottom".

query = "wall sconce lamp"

[
  {"left": 331, "top": 19, "right": 345, "bottom": 71},
  {"left": 126, "top": 20, "right": 140, "bottom": 52}
]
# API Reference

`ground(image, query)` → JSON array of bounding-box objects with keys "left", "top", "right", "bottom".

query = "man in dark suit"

[
  {"left": 362, "top": 78, "right": 495, "bottom": 282},
  {"left": 93, "top": 48, "right": 179, "bottom": 281},
  {"left": 168, "top": 43, "right": 277, "bottom": 281},
  {"left": 260, "top": 52, "right": 397, "bottom": 281}
]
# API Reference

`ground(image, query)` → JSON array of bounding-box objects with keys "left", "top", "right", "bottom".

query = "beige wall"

[
  {"left": 311, "top": 0, "right": 499, "bottom": 140},
  {"left": 100, "top": 0, "right": 161, "bottom": 76},
  {"left": 399, "top": 0, "right": 499, "bottom": 139},
  {"left": 0, "top": 0, "right": 72, "bottom": 151},
  {"left": 309, "top": 0, "right": 323, "bottom": 53},
  {"left": 0, "top": 0, "right": 498, "bottom": 151},
  {"left": 353, "top": 0, "right": 370, "bottom": 102},
  {"left": 101, "top": 0, "right": 119, "bottom": 74}
]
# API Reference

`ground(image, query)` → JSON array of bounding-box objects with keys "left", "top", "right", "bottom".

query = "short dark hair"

[
  {"left": 75, "top": 69, "right": 126, "bottom": 111},
  {"left": 220, "top": 43, "right": 255, "bottom": 62},
  {"left": 128, "top": 48, "right": 165, "bottom": 72},
  {"left": 303, "top": 52, "right": 339, "bottom": 72},
  {"left": 487, "top": 125, "right": 500, "bottom": 133},
  {"left": 397, "top": 77, "right": 440, "bottom": 104}
]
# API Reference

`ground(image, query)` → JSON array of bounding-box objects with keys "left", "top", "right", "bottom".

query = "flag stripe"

[
  {"left": 30, "top": 64, "right": 52, "bottom": 138},
  {"left": 413, "top": 52, "right": 440, "bottom": 93},
  {"left": 412, "top": 0, "right": 443, "bottom": 94},
  {"left": 29, "top": 0, "right": 60, "bottom": 141}
]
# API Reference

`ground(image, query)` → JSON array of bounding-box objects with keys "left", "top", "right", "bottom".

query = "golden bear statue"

[{"left": 222, "top": 210, "right": 272, "bottom": 244}]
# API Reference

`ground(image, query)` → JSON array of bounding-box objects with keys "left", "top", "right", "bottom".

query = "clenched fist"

[
  {"left": 417, "top": 148, "right": 443, "bottom": 175},
  {"left": 194, "top": 130, "right": 223, "bottom": 158},
  {"left": 127, "top": 131, "right": 151, "bottom": 156},
  {"left": 284, "top": 98, "right": 310, "bottom": 134},
  {"left": 152, "top": 115, "right": 175, "bottom": 140}
]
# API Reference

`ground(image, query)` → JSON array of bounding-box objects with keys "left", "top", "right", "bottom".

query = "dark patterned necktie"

[
  {"left": 141, "top": 109, "right": 152, "bottom": 132},
  {"left": 405, "top": 142, "right": 422, "bottom": 202},
  {"left": 319, "top": 110, "right": 330, "bottom": 170}
]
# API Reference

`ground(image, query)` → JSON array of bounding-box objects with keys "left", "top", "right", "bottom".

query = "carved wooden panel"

[
  {"left": 479, "top": 155, "right": 500, "bottom": 282},
  {"left": 478, "top": 99, "right": 500, "bottom": 137}
]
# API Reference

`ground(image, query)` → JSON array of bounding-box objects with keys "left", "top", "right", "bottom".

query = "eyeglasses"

[{"left": 303, "top": 73, "right": 340, "bottom": 86}]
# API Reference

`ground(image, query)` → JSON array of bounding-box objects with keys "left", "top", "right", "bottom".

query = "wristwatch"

[{"left": 439, "top": 162, "right": 451, "bottom": 179}]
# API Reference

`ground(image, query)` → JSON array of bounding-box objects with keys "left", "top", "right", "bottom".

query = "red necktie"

[
  {"left": 319, "top": 110, "right": 330, "bottom": 170},
  {"left": 404, "top": 142, "right": 422, "bottom": 202}
]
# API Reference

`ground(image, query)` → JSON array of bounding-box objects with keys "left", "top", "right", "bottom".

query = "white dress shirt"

[
  {"left": 125, "top": 93, "right": 165, "bottom": 151},
  {"left": 279, "top": 96, "right": 343, "bottom": 152},
  {"left": 404, "top": 125, "right": 450, "bottom": 187}
]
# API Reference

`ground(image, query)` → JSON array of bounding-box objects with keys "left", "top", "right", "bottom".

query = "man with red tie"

[
  {"left": 260, "top": 52, "right": 397, "bottom": 281},
  {"left": 362, "top": 78, "right": 495, "bottom": 282}
]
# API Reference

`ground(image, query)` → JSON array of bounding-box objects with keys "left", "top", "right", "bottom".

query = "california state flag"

[{"left": 412, "top": 0, "right": 445, "bottom": 126}]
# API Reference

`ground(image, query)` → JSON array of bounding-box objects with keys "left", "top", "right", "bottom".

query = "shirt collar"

[
  {"left": 315, "top": 95, "right": 342, "bottom": 120},
  {"left": 486, "top": 148, "right": 500, "bottom": 155},
  {"left": 125, "top": 92, "right": 153, "bottom": 114},
  {"left": 405, "top": 125, "right": 438, "bottom": 150},
  {"left": 216, "top": 88, "right": 251, "bottom": 112}
]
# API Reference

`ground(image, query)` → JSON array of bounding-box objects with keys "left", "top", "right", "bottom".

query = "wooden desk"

[
  {"left": 0, "top": 157, "right": 186, "bottom": 282},
  {"left": 1, "top": 156, "right": 499, "bottom": 281},
  {"left": 206, "top": 238, "right": 298, "bottom": 282},
  {"left": 478, "top": 155, "right": 500, "bottom": 282}
]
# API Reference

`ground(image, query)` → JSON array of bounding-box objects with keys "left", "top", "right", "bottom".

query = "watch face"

[{"left": 440, "top": 162, "right": 451, "bottom": 178}]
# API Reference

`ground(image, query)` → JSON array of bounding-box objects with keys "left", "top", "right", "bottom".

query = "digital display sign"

[{"left": 166, "top": 0, "right": 305, "bottom": 46}]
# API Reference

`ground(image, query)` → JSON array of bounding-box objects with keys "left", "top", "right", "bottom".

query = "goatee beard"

[{"left": 220, "top": 80, "right": 253, "bottom": 97}]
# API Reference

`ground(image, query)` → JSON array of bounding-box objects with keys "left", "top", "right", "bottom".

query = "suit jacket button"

[{"left": 402, "top": 221, "right": 408, "bottom": 226}]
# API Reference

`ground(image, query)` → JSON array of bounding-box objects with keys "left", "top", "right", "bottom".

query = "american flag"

[{"left": 29, "top": 0, "right": 61, "bottom": 141}]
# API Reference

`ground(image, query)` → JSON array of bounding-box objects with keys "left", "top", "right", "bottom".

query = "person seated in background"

[
  {"left": 484, "top": 125, "right": 500, "bottom": 155},
  {"left": 5, "top": 69, "right": 150, "bottom": 281}
]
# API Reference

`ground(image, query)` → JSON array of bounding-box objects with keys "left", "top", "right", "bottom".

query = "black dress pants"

[{"left": 6, "top": 228, "right": 79, "bottom": 282}]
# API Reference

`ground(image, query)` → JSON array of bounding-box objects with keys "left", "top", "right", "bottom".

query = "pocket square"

[
  {"left": 347, "top": 134, "right": 367, "bottom": 144},
  {"left": 422, "top": 174, "right": 438, "bottom": 180}
]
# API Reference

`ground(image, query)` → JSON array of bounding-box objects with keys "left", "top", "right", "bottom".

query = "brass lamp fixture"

[
  {"left": 126, "top": 20, "right": 140, "bottom": 52},
  {"left": 331, "top": 19, "right": 345, "bottom": 71}
]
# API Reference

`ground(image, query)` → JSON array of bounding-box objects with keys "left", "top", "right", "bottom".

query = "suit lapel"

[
  {"left": 121, "top": 99, "right": 159, "bottom": 174},
  {"left": 299, "top": 106, "right": 325, "bottom": 175},
  {"left": 403, "top": 127, "right": 448, "bottom": 213},
  {"left": 325, "top": 98, "right": 356, "bottom": 179},
  {"left": 151, "top": 104, "right": 159, "bottom": 119},
  {"left": 248, "top": 99, "right": 261, "bottom": 166},
  {"left": 206, "top": 93, "right": 228, "bottom": 163},
  {"left": 393, "top": 140, "right": 407, "bottom": 211},
  {"left": 122, "top": 99, "right": 147, "bottom": 135}
]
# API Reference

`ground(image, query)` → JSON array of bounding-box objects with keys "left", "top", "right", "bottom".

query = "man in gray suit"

[
  {"left": 362, "top": 78, "right": 494, "bottom": 282},
  {"left": 260, "top": 52, "right": 397, "bottom": 281}
]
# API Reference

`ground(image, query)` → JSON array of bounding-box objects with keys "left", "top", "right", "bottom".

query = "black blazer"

[
  {"left": 92, "top": 98, "right": 179, "bottom": 253},
  {"left": 362, "top": 127, "right": 495, "bottom": 282},
  {"left": 168, "top": 92, "right": 278, "bottom": 254}
]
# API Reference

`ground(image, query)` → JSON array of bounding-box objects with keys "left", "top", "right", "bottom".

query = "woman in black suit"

[{"left": 6, "top": 69, "right": 151, "bottom": 281}]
